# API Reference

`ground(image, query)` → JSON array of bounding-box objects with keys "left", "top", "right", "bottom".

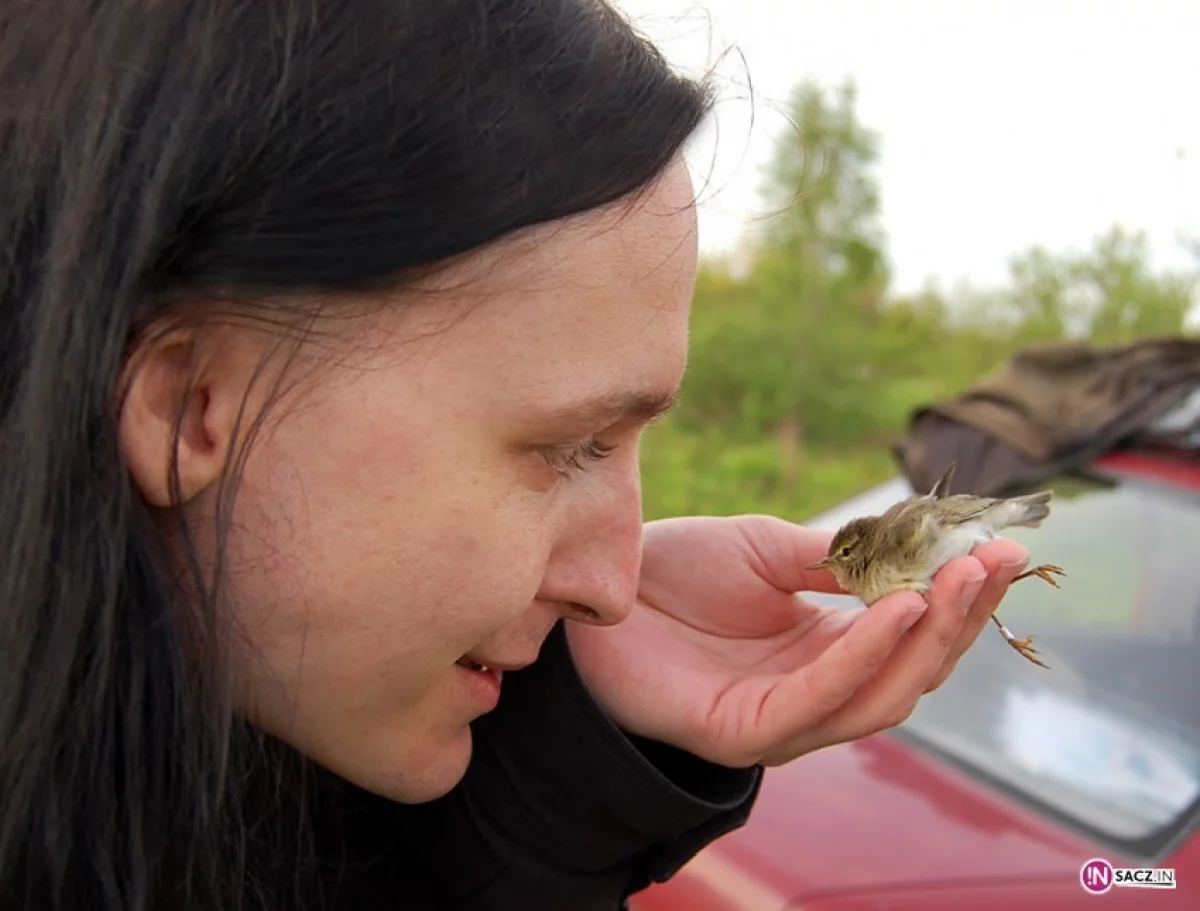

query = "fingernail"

[
  {"left": 902, "top": 602, "right": 928, "bottom": 630},
  {"left": 961, "top": 570, "right": 987, "bottom": 611},
  {"left": 1001, "top": 546, "right": 1030, "bottom": 570}
]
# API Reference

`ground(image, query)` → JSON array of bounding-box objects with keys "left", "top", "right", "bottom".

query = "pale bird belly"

[{"left": 926, "top": 521, "right": 994, "bottom": 574}]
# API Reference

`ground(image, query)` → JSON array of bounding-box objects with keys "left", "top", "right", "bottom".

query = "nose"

[{"left": 537, "top": 455, "right": 643, "bottom": 627}]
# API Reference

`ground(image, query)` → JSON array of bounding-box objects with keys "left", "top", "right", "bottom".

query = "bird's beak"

[{"left": 805, "top": 558, "right": 831, "bottom": 571}]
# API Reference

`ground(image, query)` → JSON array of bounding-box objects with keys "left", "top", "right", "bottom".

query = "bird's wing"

[
  {"left": 876, "top": 500, "right": 937, "bottom": 560},
  {"left": 934, "top": 494, "right": 1000, "bottom": 525}
]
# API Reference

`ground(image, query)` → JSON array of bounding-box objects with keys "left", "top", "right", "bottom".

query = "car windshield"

[{"left": 804, "top": 460, "right": 1200, "bottom": 856}]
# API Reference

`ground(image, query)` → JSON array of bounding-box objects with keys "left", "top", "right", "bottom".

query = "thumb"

[{"left": 732, "top": 515, "right": 844, "bottom": 595}]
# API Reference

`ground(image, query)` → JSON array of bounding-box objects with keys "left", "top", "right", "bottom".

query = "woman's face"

[{"left": 176, "top": 159, "right": 698, "bottom": 802}]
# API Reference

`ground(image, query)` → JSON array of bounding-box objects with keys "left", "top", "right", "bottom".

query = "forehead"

[{"left": 384, "top": 161, "right": 698, "bottom": 417}]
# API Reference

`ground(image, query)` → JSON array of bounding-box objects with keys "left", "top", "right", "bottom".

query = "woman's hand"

[{"left": 566, "top": 515, "right": 1030, "bottom": 768}]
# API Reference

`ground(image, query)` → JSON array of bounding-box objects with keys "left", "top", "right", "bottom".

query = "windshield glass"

[{"left": 804, "top": 462, "right": 1200, "bottom": 854}]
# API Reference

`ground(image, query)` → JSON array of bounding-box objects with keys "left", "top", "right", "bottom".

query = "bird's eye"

[{"left": 839, "top": 546, "right": 852, "bottom": 557}]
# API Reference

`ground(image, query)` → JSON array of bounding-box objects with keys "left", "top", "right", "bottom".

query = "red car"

[{"left": 633, "top": 449, "right": 1200, "bottom": 910}]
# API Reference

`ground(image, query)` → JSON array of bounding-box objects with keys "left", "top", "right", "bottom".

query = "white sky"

[{"left": 613, "top": 0, "right": 1200, "bottom": 296}]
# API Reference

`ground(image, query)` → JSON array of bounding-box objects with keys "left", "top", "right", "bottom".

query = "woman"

[{"left": 0, "top": 1, "right": 1029, "bottom": 909}]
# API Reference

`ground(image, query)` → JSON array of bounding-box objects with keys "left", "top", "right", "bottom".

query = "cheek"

[
  {"left": 229, "top": 462, "right": 544, "bottom": 664},
  {"left": 186, "top": 357, "right": 572, "bottom": 798},
  {"left": 213, "top": 400, "right": 555, "bottom": 711},
  {"left": 205, "top": 423, "right": 557, "bottom": 798}
]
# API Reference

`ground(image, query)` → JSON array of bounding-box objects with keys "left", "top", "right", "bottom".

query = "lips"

[
  {"left": 456, "top": 653, "right": 539, "bottom": 673},
  {"left": 456, "top": 656, "right": 492, "bottom": 673}
]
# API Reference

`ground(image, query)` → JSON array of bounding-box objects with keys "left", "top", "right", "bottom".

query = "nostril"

[{"left": 568, "top": 603, "right": 601, "bottom": 623}]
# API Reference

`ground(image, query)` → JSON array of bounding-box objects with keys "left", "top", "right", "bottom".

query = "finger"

[
  {"left": 796, "top": 554, "right": 987, "bottom": 747},
  {"left": 924, "top": 539, "right": 1030, "bottom": 692},
  {"left": 752, "top": 592, "right": 928, "bottom": 749},
  {"left": 731, "top": 516, "right": 846, "bottom": 595}
]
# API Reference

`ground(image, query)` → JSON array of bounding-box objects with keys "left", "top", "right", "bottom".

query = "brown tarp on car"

[{"left": 891, "top": 336, "right": 1200, "bottom": 497}]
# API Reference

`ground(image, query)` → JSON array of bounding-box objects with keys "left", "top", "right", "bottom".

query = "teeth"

[{"left": 458, "top": 657, "right": 490, "bottom": 673}]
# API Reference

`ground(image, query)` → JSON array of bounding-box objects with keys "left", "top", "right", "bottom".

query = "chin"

[{"left": 365, "top": 722, "right": 477, "bottom": 804}]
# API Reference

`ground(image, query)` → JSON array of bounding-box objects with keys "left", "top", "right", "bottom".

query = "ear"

[{"left": 118, "top": 328, "right": 256, "bottom": 507}]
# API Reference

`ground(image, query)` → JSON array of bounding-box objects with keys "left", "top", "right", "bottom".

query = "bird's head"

[{"left": 805, "top": 517, "right": 877, "bottom": 591}]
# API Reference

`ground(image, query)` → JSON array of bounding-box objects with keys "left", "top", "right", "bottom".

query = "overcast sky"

[{"left": 612, "top": 0, "right": 1200, "bottom": 296}]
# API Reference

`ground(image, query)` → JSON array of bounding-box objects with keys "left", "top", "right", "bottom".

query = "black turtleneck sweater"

[{"left": 311, "top": 621, "right": 763, "bottom": 909}]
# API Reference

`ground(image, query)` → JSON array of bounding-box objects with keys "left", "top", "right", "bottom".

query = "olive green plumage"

[{"left": 807, "top": 462, "right": 1064, "bottom": 668}]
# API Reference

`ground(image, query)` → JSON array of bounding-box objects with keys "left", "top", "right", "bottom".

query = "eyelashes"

[{"left": 541, "top": 437, "right": 618, "bottom": 478}]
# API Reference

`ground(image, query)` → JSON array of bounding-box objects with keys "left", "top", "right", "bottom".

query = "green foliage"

[
  {"left": 673, "top": 80, "right": 894, "bottom": 448},
  {"left": 639, "top": 418, "right": 896, "bottom": 522},
  {"left": 1004, "top": 226, "right": 1197, "bottom": 343},
  {"left": 640, "top": 77, "right": 1200, "bottom": 523}
]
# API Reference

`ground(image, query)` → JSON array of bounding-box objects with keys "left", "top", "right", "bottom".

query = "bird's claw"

[
  {"left": 1012, "top": 563, "right": 1066, "bottom": 589},
  {"left": 989, "top": 614, "right": 1052, "bottom": 669},
  {"left": 994, "top": 563, "right": 1061, "bottom": 666},
  {"left": 1004, "top": 633, "right": 1051, "bottom": 669}
]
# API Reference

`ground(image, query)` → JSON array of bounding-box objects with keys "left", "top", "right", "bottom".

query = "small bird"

[{"left": 806, "top": 462, "right": 1065, "bottom": 668}]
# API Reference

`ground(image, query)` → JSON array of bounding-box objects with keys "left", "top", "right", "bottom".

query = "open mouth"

[{"left": 456, "top": 657, "right": 492, "bottom": 674}]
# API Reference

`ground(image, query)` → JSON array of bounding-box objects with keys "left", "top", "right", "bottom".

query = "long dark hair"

[{"left": 0, "top": 1, "right": 712, "bottom": 908}]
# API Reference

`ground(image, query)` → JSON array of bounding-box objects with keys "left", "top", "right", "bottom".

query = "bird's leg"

[
  {"left": 986, "top": 563, "right": 1063, "bottom": 669},
  {"left": 989, "top": 613, "right": 1051, "bottom": 669},
  {"left": 1012, "top": 564, "right": 1066, "bottom": 588}
]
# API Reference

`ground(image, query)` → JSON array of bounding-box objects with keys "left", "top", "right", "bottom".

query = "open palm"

[{"left": 566, "top": 514, "right": 1029, "bottom": 768}]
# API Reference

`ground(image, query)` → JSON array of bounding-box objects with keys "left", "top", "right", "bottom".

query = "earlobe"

[{"left": 118, "top": 334, "right": 229, "bottom": 507}]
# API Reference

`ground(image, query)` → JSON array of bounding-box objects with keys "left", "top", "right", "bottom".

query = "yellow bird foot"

[
  {"left": 1012, "top": 563, "right": 1066, "bottom": 588},
  {"left": 1005, "top": 633, "right": 1050, "bottom": 669},
  {"left": 989, "top": 614, "right": 1051, "bottom": 669}
]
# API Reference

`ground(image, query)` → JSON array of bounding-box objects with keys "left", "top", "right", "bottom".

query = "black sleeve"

[{"left": 388, "top": 620, "right": 763, "bottom": 910}]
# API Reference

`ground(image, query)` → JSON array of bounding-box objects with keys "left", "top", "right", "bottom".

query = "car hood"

[{"left": 693, "top": 733, "right": 1102, "bottom": 904}]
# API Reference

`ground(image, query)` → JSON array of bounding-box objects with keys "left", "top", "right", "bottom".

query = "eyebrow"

[{"left": 540, "top": 388, "right": 679, "bottom": 428}]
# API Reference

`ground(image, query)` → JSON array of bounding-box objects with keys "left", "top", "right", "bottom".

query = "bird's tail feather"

[{"left": 991, "top": 490, "right": 1053, "bottom": 529}]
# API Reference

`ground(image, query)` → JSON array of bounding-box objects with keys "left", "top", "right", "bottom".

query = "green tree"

[
  {"left": 678, "top": 78, "right": 892, "bottom": 447},
  {"left": 640, "top": 74, "right": 1200, "bottom": 525},
  {"left": 1001, "top": 226, "right": 1196, "bottom": 343},
  {"left": 1076, "top": 227, "right": 1195, "bottom": 340}
]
